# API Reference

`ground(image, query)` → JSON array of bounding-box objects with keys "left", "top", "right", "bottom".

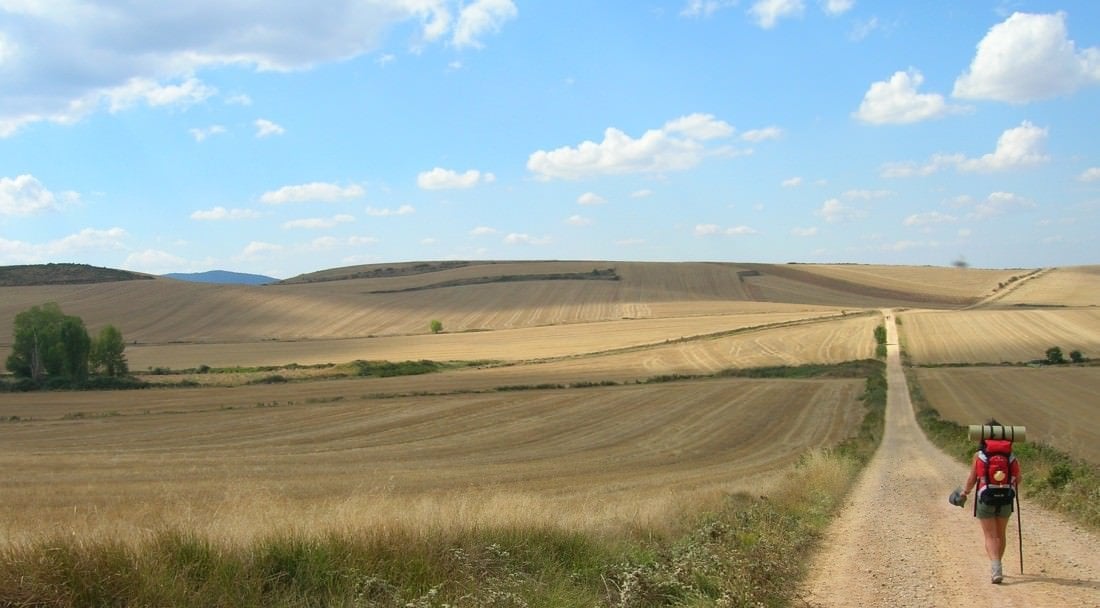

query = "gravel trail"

[{"left": 803, "top": 311, "right": 1100, "bottom": 607}]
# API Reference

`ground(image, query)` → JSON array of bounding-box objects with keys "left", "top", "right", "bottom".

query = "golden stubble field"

[{"left": 1, "top": 261, "right": 1096, "bottom": 547}]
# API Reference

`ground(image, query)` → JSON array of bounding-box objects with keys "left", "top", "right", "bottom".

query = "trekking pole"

[{"left": 1016, "top": 493, "right": 1023, "bottom": 574}]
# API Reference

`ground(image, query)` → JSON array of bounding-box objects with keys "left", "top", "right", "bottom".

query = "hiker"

[{"left": 958, "top": 419, "right": 1021, "bottom": 584}]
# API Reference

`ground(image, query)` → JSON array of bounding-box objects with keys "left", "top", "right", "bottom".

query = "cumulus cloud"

[
  {"left": 881, "top": 121, "right": 1048, "bottom": 177},
  {"left": 1, "top": 174, "right": 78, "bottom": 216},
  {"left": 966, "top": 191, "right": 1035, "bottom": 220},
  {"left": 190, "top": 206, "right": 260, "bottom": 220},
  {"left": 680, "top": 0, "right": 738, "bottom": 17},
  {"left": 1, "top": 228, "right": 128, "bottom": 264},
  {"left": 260, "top": 182, "right": 365, "bottom": 204},
  {"left": 452, "top": 0, "right": 518, "bottom": 49},
  {"left": 750, "top": 0, "right": 805, "bottom": 29},
  {"left": 282, "top": 214, "right": 355, "bottom": 229},
  {"left": 741, "top": 126, "right": 783, "bottom": 142},
  {"left": 417, "top": 168, "right": 495, "bottom": 190},
  {"left": 577, "top": 192, "right": 606, "bottom": 205},
  {"left": 904, "top": 211, "right": 957, "bottom": 226},
  {"left": 1077, "top": 167, "right": 1100, "bottom": 182},
  {"left": 694, "top": 224, "right": 757, "bottom": 236},
  {"left": 366, "top": 204, "right": 415, "bottom": 216},
  {"left": 855, "top": 69, "right": 962, "bottom": 124},
  {"left": 503, "top": 233, "right": 552, "bottom": 245},
  {"left": 189, "top": 125, "right": 226, "bottom": 142},
  {"left": 527, "top": 113, "right": 736, "bottom": 180},
  {"left": 816, "top": 198, "right": 865, "bottom": 223},
  {"left": 782, "top": 176, "right": 803, "bottom": 188},
  {"left": 953, "top": 12, "right": 1100, "bottom": 103},
  {"left": 822, "top": 0, "right": 854, "bottom": 16},
  {"left": 254, "top": 119, "right": 285, "bottom": 138},
  {"left": 0, "top": 1, "right": 517, "bottom": 136}
]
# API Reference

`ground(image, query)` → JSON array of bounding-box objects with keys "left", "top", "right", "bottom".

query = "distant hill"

[
  {"left": 0, "top": 263, "right": 153, "bottom": 286},
  {"left": 163, "top": 270, "right": 277, "bottom": 285}
]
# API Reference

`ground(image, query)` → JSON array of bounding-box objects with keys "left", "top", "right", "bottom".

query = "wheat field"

[{"left": 2, "top": 260, "right": 1097, "bottom": 550}]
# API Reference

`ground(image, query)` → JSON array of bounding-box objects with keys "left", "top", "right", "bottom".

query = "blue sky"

[{"left": 1, "top": 1, "right": 1098, "bottom": 279}]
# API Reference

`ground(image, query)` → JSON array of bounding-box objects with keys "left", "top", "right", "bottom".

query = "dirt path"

[{"left": 803, "top": 311, "right": 1100, "bottom": 607}]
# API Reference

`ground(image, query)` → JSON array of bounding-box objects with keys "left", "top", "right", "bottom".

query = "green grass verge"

[
  {"left": 906, "top": 370, "right": 1100, "bottom": 531},
  {"left": 0, "top": 360, "right": 886, "bottom": 607}
]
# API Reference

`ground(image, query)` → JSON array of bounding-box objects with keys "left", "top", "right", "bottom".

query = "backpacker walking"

[{"left": 958, "top": 419, "right": 1021, "bottom": 584}]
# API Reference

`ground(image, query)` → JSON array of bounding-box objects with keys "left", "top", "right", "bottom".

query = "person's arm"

[
  {"left": 961, "top": 455, "right": 978, "bottom": 497},
  {"left": 1011, "top": 458, "right": 1021, "bottom": 488}
]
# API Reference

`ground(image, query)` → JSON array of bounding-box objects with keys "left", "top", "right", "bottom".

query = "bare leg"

[{"left": 979, "top": 517, "right": 1006, "bottom": 559}]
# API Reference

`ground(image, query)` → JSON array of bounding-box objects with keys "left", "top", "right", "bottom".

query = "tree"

[
  {"left": 430, "top": 319, "right": 444, "bottom": 334},
  {"left": 6, "top": 302, "right": 91, "bottom": 381},
  {"left": 1045, "top": 346, "right": 1065, "bottom": 365},
  {"left": 1069, "top": 350, "right": 1085, "bottom": 364},
  {"left": 90, "top": 324, "right": 128, "bottom": 377}
]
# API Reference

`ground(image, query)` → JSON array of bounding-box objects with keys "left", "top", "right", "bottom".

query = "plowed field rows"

[
  {"left": 912, "top": 367, "right": 1100, "bottom": 464},
  {"left": 898, "top": 309, "right": 1100, "bottom": 364},
  {"left": 0, "top": 377, "right": 864, "bottom": 545}
]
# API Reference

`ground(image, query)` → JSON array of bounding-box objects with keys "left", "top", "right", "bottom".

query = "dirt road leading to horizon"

[{"left": 803, "top": 311, "right": 1100, "bottom": 607}]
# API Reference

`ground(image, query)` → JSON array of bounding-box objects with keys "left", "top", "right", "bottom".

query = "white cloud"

[
  {"left": 694, "top": 224, "right": 757, "bottom": 236},
  {"left": 469, "top": 226, "right": 497, "bottom": 236},
  {"left": 417, "top": 167, "right": 495, "bottom": 190},
  {"left": 366, "top": 204, "right": 415, "bottom": 216},
  {"left": 255, "top": 119, "right": 285, "bottom": 138},
  {"left": 189, "top": 125, "right": 226, "bottom": 142},
  {"left": 527, "top": 113, "right": 736, "bottom": 180},
  {"left": 1, "top": 174, "right": 78, "bottom": 216},
  {"left": 953, "top": 12, "right": 1100, "bottom": 103},
  {"left": 791, "top": 227, "right": 818, "bottom": 237},
  {"left": 566, "top": 214, "right": 592, "bottom": 226},
  {"left": 855, "top": 69, "right": 961, "bottom": 125},
  {"left": 283, "top": 214, "right": 355, "bottom": 229},
  {"left": 881, "top": 121, "right": 1048, "bottom": 177},
  {"left": 1077, "top": 168, "right": 1100, "bottom": 182},
  {"left": 106, "top": 77, "right": 216, "bottom": 113},
  {"left": 849, "top": 17, "right": 880, "bottom": 41},
  {"left": 240, "top": 241, "right": 283, "bottom": 258},
  {"left": 503, "top": 233, "right": 552, "bottom": 245},
  {"left": 0, "top": 2, "right": 518, "bottom": 137},
  {"left": 225, "top": 93, "right": 253, "bottom": 106},
  {"left": 741, "top": 126, "right": 783, "bottom": 142},
  {"left": 967, "top": 191, "right": 1035, "bottom": 220},
  {"left": 123, "top": 249, "right": 190, "bottom": 274},
  {"left": 782, "top": 176, "right": 803, "bottom": 188},
  {"left": 957, "top": 121, "right": 1048, "bottom": 172},
  {"left": 453, "top": 0, "right": 518, "bottom": 49},
  {"left": 816, "top": 198, "right": 865, "bottom": 223},
  {"left": 190, "top": 206, "right": 260, "bottom": 220},
  {"left": 0, "top": 227, "right": 128, "bottom": 264},
  {"left": 750, "top": 0, "right": 805, "bottom": 29},
  {"left": 260, "top": 182, "right": 365, "bottom": 204},
  {"left": 822, "top": 0, "right": 854, "bottom": 16},
  {"left": 680, "top": 0, "right": 738, "bottom": 17},
  {"left": 577, "top": 192, "right": 606, "bottom": 205},
  {"left": 904, "top": 211, "right": 957, "bottom": 226}
]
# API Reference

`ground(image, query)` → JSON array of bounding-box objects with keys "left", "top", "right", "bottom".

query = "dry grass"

[
  {"left": 911, "top": 366, "right": 1100, "bottom": 464},
  {"left": 899, "top": 308, "right": 1100, "bottom": 364},
  {"left": 0, "top": 377, "right": 865, "bottom": 548}
]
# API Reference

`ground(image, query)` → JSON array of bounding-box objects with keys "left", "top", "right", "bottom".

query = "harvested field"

[
  {"left": 0, "top": 377, "right": 865, "bottom": 546},
  {"left": 988, "top": 265, "right": 1100, "bottom": 307},
  {"left": 898, "top": 308, "right": 1100, "bottom": 364},
  {"left": 912, "top": 366, "right": 1100, "bottom": 465},
  {"left": 122, "top": 309, "right": 851, "bottom": 370}
]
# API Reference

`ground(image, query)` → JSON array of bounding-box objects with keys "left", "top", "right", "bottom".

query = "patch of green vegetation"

[
  {"left": 0, "top": 263, "right": 153, "bottom": 286},
  {"left": 907, "top": 371, "right": 1100, "bottom": 531}
]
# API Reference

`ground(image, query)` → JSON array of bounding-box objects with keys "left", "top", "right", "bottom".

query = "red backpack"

[{"left": 976, "top": 439, "right": 1017, "bottom": 507}]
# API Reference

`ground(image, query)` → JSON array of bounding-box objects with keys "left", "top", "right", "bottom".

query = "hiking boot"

[{"left": 991, "top": 563, "right": 1004, "bottom": 584}]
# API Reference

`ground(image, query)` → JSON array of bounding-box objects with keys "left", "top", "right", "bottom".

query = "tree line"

[{"left": 5, "top": 302, "right": 129, "bottom": 387}]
